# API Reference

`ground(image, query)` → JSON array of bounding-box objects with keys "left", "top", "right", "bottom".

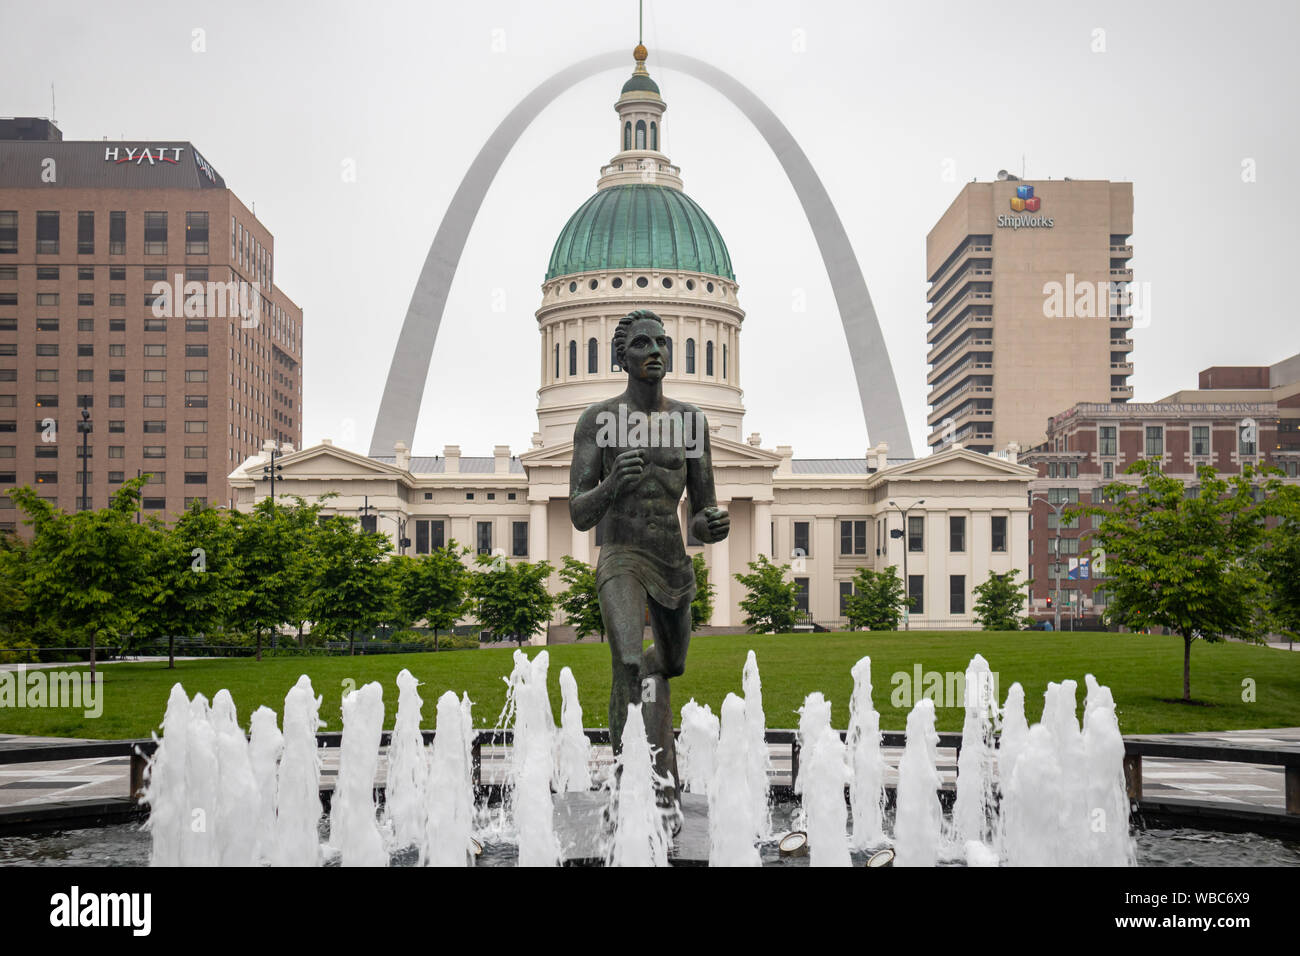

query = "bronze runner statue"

[{"left": 569, "top": 308, "right": 729, "bottom": 806}]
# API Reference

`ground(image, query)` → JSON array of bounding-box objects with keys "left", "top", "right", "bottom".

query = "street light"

[
  {"left": 76, "top": 408, "right": 92, "bottom": 512},
  {"left": 887, "top": 498, "right": 925, "bottom": 631},
  {"left": 360, "top": 496, "right": 409, "bottom": 555},
  {"left": 262, "top": 447, "right": 283, "bottom": 504},
  {"left": 1031, "top": 492, "right": 1068, "bottom": 633}
]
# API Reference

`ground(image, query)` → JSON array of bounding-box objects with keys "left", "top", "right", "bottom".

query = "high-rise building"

[
  {"left": 925, "top": 178, "right": 1135, "bottom": 455},
  {"left": 0, "top": 120, "right": 302, "bottom": 530}
]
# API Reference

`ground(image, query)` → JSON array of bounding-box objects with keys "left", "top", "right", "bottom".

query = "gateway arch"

[{"left": 369, "top": 50, "right": 914, "bottom": 458}]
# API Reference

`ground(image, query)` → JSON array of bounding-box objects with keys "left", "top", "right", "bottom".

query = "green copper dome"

[
  {"left": 546, "top": 184, "right": 735, "bottom": 281},
  {"left": 621, "top": 72, "right": 660, "bottom": 96}
]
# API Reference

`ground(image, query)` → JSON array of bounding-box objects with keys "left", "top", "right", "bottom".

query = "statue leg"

[
  {"left": 598, "top": 574, "right": 648, "bottom": 759},
  {"left": 643, "top": 596, "right": 692, "bottom": 802}
]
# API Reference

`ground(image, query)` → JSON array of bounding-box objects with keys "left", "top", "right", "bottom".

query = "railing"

[{"left": 2, "top": 730, "right": 1295, "bottom": 818}]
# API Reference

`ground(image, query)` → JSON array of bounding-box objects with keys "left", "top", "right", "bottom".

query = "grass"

[{"left": 2, "top": 631, "right": 1298, "bottom": 740}]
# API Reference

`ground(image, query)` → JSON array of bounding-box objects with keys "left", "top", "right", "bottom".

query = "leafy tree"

[
  {"left": 307, "top": 515, "right": 394, "bottom": 655},
  {"left": 139, "top": 501, "right": 235, "bottom": 668},
  {"left": 1256, "top": 483, "right": 1300, "bottom": 649},
  {"left": 227, "top": 498, "right": 322, "bottom": 661},
  {"left": 394, "top": 541, "right": 473, "bottom": 649},
  {"left": 691, "top": 552, "right": 715, "bottom": 630},
  {"left": 972, "top": 569, "right": 1031, "bottom": 631},
  {"left": 1077, "top": 459, "right": 1274, "bottom": 701},
  {"left": 469, "top": 554, "right": 555, "bottom": 646},
  {"left": 734, "top": 554, "right": 800, "bottom": 634},
  {"left": 843, "top": 565, "right": 910, "bottom": 631},
  {"left": 556, "top": 555, "right": 604, "bottom": 642},
  {"left": 9, "top": 477, "right": 154, "bottom": 677}
]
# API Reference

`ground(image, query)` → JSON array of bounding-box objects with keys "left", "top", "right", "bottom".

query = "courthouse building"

[{"left": 229, "top": 47, "right": 1034, "bottom": 637}]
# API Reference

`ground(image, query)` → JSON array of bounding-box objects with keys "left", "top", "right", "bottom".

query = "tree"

[
  {"left": 734, "top": 554, "right": 800, "bottom": 634},
  {"left": 972, "top": 569, "right": 1031, "bottom": 631},
  {"left": 394, "top": 541, "right": 472, "bottom": 649},
  {"left": 9, "top": 477, "right": 154, "bottom": 677},
  {"left": 1077, "top": 459, "right": 1273, "bottom": 701},
  {"left": 843, "top": 565, "right": 910, "bottom": 631},
  {"left": 690, "top": 552, "right": 715, "bottom": 630},
  {"left": 556, "top": 555, "right": 604, "bottom": 642},
  {"left": 307, "top": 515, "right": 394, "bottom": 655},
  {"left": 1256, "top": 483, "right": 1300, "bottom": 649},
  {"left": 469, "top": 554, "right": 554, "bottom": 646},
  {"left": 139, "top": 501, "right": 235, "bottom": 669},
  {"left": 227, "top": 498, "right": 322, "bottom": 661}
]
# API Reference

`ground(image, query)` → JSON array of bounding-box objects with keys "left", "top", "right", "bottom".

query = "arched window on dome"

[
  {"left": 722, "top": 343, "right": 728, "bottom": 379},
  {"left": 554, "top": 343, "right": 559, "bottom": 379},
  {"left": 650, "top": 122, "right": 658, "bottom": 151},
  {"left": 635, "top": 120, "right": 646, "bottom": 150},
  {"left": 685, "top": 338, "right": 696, "bottom": 374},
  {"left": 568, "top": 340, "right": 577, "bottom": 377},
  {"left": 706, "top": 341, "right": 715, "bottom": 376},
  {"left": 623, "top": 122, "right": 631, "bottom": 151},
  {"left": 587, "top": 337, "right": 598, "bottom": 374},
  {"left": 666, "top": 336, "right": 673, "bottom": 372}
]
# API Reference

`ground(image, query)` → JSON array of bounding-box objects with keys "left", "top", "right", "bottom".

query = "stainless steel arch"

[{"left": 369, "top": 50, "right": 914, "bottom": 457}]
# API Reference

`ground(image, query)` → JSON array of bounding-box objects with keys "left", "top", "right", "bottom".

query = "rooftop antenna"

[{"left": 639, "top": 0, "right": 643, "bottom": 44}]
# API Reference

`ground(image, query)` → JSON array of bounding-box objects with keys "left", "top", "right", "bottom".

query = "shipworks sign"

[{"left": 997, "top": 185, "right": 1055, "bottom": 229}]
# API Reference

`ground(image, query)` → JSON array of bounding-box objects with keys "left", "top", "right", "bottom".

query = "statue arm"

[
  {"left": 686, "top": 412, "right": 729, "bottom": 543},
  {"left": 569, "top": 408, "right": 616, "bottom": 531}
]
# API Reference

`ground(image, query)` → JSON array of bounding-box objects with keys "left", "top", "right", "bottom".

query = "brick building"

[
  {"left": 1019, "top": 382, "right": 1299, "bottom": 625},
  {"left": 0, "top": 119, "right": 302, "bottom": 530}
]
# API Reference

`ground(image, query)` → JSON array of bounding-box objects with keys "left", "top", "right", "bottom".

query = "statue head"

[{"left": 612, "top": 308, "right": 668, "bottom": 383}]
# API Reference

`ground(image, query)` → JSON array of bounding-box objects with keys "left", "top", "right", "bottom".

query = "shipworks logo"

[{"left": 998, "top": 184, "right": 1055, "bottom": 229}]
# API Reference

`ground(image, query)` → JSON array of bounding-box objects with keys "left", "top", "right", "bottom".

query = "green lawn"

[{"left": 2, "top": 631, "right": 1298, "bottom": 740}]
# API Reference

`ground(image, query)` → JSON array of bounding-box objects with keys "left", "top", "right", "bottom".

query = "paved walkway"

[{"left": 1, "top": 728, "right": 1296, "bottom": 813}]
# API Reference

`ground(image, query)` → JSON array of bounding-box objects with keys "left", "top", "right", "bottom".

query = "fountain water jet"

[
  {"left": 554, "top": 666, "right": 592, "bottom": 792},
  {"left": 247, "top": 705, "right": 282, "bottom": 865},
  {"left": 274, "top": 675, "right": 324, "bottom": 867},
  {"left": 502, "top": 650, "right": 560, "bottom": 867},
  {"left": 678, "top": 699, "right": 720, "bottom": 795},
  {"left": 182, "top": 693, "right": 219, "bottom": 867},
  {"left": 606, "top": 703, "right": 670, "bottom": 867},
  {"left": 950, "top": 654, "right": 998, "bottom": 851},
  {"left": 846, "top": 657, "right": 886, "bottom": 849},
  {"left": 424, "top": 690, "right": 476, "bottom": 866},
  {"left": 707, "top": 694, "right": 759, "bottom": 866},
  {"left": 143, "top": 684, "right": 192, "bottom": 867},
  {"left": 894, "top": 698, "right": 943, "bottom": 867},
  {"left": 741, "top": 651, "right": 772, "bottom": 839},
  {"left": 384, "top": 669, "right": 427, "bottom": 849},
  {"left": 211, "top": 689, "right": 258, "bottom": 867},
  {"left": 329, "top": 682, "right": 387, "bottom": 867},
  {"left": 795, "top": 692, "right": 851, "bottom": 867},
  {"left": 1082, "top": 681, "right": 1135, "bottom": 866}
]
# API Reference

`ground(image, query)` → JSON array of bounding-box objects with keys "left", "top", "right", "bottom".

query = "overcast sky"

[{"left": 3, "top": 0, "right": 1297, "bottom": 459}]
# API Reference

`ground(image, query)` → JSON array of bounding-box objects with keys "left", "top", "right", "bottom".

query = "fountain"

[
  {"left": 894, "top": 698, "right": 943, "bottom": 867},
  {"left": 678, "top": 699, "right": 720, "bottom": 794},
  {"left": 123, "top": 649, "right": 1158, "bottom": 869},
  {"left": 794, "top": 692, "right": 851, "bottom": 867},
  {"left": 424, "top": 690, "right": 476, "bottom": 867},
  {"left": 605, "top": 703, "right": 671, "bottom": 867},
  {"left": 846, "top": 656, "right": 886, "bottom": 850},
  {"left": 707, "top": 694, "right": 759, "bottom": 866},
  {"left": 554, "top": 666, "right": 592, "bottom": 792},
  {"left": 741, "top": 651, "right": 772, "bottom": 839},
  {"left": 328, "top": 682, "right": 386, "bottom": 867},
  {"left": 384, "top": 669, "right": 427, "bottom": 849}
]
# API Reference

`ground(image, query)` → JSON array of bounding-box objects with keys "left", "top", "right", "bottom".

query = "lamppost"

[
  {"left": 76, "top": 408, "right": 92, "bottom": 512},
  {"left": 360, "top": 497, "right": 408, "bottom": 555},
  {"left": 1031, "top": 492, "right": 1067, "bottom": 632},
  {"left": 262, "top": 447, "right": 283, "bottom": 504},
  {"left": 887, "top": 498, "right": 925, "bottom": 631}
]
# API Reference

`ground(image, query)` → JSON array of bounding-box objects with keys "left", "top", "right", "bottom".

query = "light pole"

[
  {"left": 262, "top": 447, "right": 283, "bottom": 504},
  {"left": 1031, "top": 493, "right": 1066, "bottom": 632},
  {"left": 360, "top": 498, "right": 408, "bottom": 555},
  {"left": 76, "top": 408, "right": 91, "bottom": 511},
  {"left": 887, "top": 498, "right": 925, "bottom": 631}
]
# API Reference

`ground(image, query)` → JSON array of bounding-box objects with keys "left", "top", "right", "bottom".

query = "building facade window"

[
  {"left": 476, "top": 521, "right": 492, "bottom": 555},
  {"left": 568, "top": 340, "right": 576, "bottom": 376},
  {"left": 587, "top": 337, "right": 598, "bottom": 374},
  {"left": 794, "top": 577, "right": 810, "bottom": 613},
  {"left": 907, "top": 514, "right": 924, "bottom": 552},
  {"left": 793, "top": 521, "right": 810, "bottom": 558},
  {"left": 1099, "top": 425, "right": 1117, "bottom": 457},
  {"left": 109, "top": 211, "right": 126, "bottom": 255},
  {"left": 685, "top": 338, "right": 695, "bottom": 374},
  {"left": 512, "top": 521, "right": 529, "bottom": 557},
  {"left": 77, "top": 211, "right": 94, "bottom": 255},
  {"left": 1239, "top": 424, "right": 1257, "bottom": 457},
  {"left": 143, "top": 211, "right": 167, "bottom": 255},
  {"left": 949, "top": 515, "right": 966, "bottom": 553},
  {"left": 0, "top": 211, "right": 16, "bottom": 254},
  {"left": 840, "top": 519, "right": 866, "bottom": 555},
  {"left": 950, "top": 575, "right": 966, "bottom": 615},
  {"left": 1192, "top": 425, "right": 1210, "bottom": 457},
  {"left": 1145, "top": 425, "right": 1164, "bottom": 457},
  {"left": 991, "top": 515, "right": 1007, "bottom": 552},
  {"left": 706, "top": 341, "right": 714, "bottom": 376},
  {"left": 185, "top": 211, "right": 209, "bottom": 254},
  {"left": 908, "top": 575, "right": 925, "bottom": 614},
  {"left": 635, "top": 120, "right": 646, "bottom": 149},
  {"left": 36, "top": 211, "right": 59, "bottom": 254}
]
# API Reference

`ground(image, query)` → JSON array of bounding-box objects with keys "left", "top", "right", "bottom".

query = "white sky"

[{"left": 3, "top": 0, "right": 1297, "bottom": 458}]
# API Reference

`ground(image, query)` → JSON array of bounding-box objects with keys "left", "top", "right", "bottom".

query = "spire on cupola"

[{"left": 600, "top": 33, "right": 682, "bottom": 191}]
